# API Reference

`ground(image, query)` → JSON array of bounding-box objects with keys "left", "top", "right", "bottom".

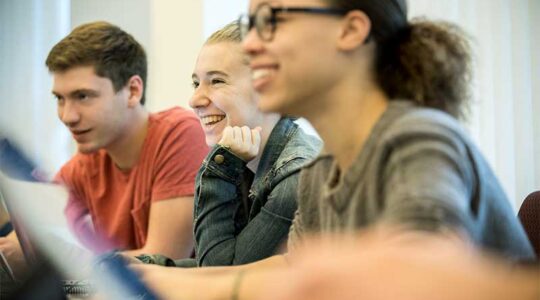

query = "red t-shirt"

[{"left": 56, "top": 107, "right": 208, "bottom": 251}]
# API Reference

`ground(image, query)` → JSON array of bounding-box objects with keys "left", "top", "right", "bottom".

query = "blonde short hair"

[{"left": 205, "top": 21, "right": 241, "bottom": 45}]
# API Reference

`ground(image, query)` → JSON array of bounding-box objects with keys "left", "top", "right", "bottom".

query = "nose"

[
  {"left": 58, "top": 100, "right": 80, "bottom": 126},
  {"left": 189, "top": 84, "right": 211, "bottom": 109},
  {"left": 242, "top": 27, "right": 264, "bottom": 57}
]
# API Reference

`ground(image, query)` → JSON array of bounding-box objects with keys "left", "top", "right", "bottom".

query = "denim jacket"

[{"left": 192, "top": 118, "right": 321, "bottom": 266}]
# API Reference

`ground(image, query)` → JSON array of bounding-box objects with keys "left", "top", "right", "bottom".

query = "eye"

[
  {"left": 192, "top": 81, "right": 200, "bottom": 89},
  {"left": 75, "top": 92, "right": 89, "bottom": 101},
  {"left": 54, "top": 95, "right": 64, "bottom": 104},
  {"left": 211, "top": 78, "right": 226, "bottom": 85}
]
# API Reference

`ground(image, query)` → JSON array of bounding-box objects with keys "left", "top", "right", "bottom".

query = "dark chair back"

[{"left": 518, "top": 191, "right": 540, "bottom": 258}]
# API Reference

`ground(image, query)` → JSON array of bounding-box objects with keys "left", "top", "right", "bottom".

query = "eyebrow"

[
  {"left": 52, "top": 89, "right": 99, "bottom": 98},
  {"left": 192, "top": 70, "right": 230, "bottom": 80},
  {"left": 207, "top": 70, "right": 229, "bottom": 77}
]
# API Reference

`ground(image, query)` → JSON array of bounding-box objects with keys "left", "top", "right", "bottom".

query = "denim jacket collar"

[{"left": 252, "top": 117, "right": 298, "bottom": 185}]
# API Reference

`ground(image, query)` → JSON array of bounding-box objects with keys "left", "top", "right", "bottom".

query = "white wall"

[
  {"left": 203, "top": 0, "right": 248, "bottom": 38},
  {"left": 531, "top": 0, "right": 540, "bottom": 197},
  {"left": 71, "top": 0, "right": 151, "bottom": 48},
  {"left": 148, "top": 1, "right": 203, "bottom": 111},
  {"left": 0, "top": 0, "right": 71, "bottom": 177}
]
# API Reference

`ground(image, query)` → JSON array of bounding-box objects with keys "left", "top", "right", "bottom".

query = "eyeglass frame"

[{"left": 238, "top": 2, "right": 348, "bottom": 41}]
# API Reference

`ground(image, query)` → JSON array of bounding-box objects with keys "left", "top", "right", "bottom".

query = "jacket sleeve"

[{"left": 194, "top": 146, "right": 298, "bottom": 266}]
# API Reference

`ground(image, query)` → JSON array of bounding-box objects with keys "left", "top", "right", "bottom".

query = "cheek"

[
  {"left": 227, "top": 105, "right": 251, "bottom": 127},
  {"left": 235, "top": 93, "right": 260, "bottom": 123},
  {"left": 209, "top": 93, "right": 231, "bottom": 114}
]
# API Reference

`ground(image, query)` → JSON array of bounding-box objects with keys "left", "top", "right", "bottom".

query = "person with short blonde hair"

[{"left": 142, "top": 21, "right": 321, "bottom": 267}]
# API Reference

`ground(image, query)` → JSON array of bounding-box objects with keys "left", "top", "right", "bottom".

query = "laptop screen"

[{"left": 0, "top": 172, "right": 158, "bottom": 299}]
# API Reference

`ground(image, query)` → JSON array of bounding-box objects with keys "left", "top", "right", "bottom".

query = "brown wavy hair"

[{"left": 45, "top": 21, "right": 148, "bottom": 105}]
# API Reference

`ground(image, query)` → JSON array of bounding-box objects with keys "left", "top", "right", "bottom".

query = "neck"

[
  {"left": 246, "top": 114, "right": 281, "bottom": 173},
  {"left": 106, "top": 106, "right": 150, "bottom": 170},
  {"left": 306, "top": 80, "right": 388, "bottom": 173}
]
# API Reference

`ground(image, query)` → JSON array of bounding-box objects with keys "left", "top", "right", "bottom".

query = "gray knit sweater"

[{"left": 288, "top": 101, "right": 535, "bottom": 261}]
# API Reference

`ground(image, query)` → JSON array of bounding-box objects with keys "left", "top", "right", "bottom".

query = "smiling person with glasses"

[{"left": 134, "top": 1, "right": 535, "bottom": 299}]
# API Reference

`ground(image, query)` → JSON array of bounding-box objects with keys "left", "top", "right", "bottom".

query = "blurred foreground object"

[
  {"left": 260, "top": 227, "right": 540, "bottom": 300},
  {"left": 0, "top": 138, "right": 41, "bottom": 236}
]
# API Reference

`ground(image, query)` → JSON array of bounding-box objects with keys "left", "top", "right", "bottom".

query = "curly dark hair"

[{"left": 325, "top": 0, "right": 472, "bottom": 119}]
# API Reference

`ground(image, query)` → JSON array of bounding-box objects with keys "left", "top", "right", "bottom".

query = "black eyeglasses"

[{"left": 238, "top": 3, "right": 347, "bottom": 41}]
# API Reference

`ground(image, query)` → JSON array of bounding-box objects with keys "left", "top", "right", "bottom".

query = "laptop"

[{"left": 0, "top": 171, "right": 159, "bottom": 299}]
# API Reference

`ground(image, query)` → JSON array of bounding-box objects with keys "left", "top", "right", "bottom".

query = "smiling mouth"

[
  {"left": 200, "top": 115, "right": 225, "bottom": 126},
  {"left": 251, "top": 67, "right": 277, "bottom": 92},
  {"left": 252, "top": 68, "right": 273, "bottom": 81}
]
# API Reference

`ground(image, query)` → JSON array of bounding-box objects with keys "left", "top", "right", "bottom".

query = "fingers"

[
  {"left": 218, "top": 126, "right": 233, "bottom": 147},
  {"left": 241, "top": 126, "right": 251, "bottom": 145},
  {"left": 234, "top": 126, "right": 245, "bottom": 146},
  {"left": 218, "top": 125, "right": 263, "bottom": 162}
]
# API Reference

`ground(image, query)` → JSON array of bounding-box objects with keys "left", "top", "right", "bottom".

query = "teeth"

[
  {"left": 201, "top": 115, "right": 225, "bottom": 125},
  {"left": 252, "top": 69, "right": 272, "bottom": 81}
]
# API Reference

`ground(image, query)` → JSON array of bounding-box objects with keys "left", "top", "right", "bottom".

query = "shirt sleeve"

[
  {"left": 286, "top": 165, "right": 318, "bottom": 253},
  {"left": 286, "top": 209, "right": 304, "bottom": 253},
  {"left": 379, "top": 134, "right": 476, "bottom": 236},
  {"left": 150, "top": 116, "right": 208, "bottom": 201}
]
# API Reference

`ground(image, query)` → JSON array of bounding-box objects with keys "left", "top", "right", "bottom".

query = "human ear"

[
  {"left": 337, "top": 10, "right": 372, "bottom": 51},
  {"left": 126, "top": 75, "right": 144, "bottom": 107}
]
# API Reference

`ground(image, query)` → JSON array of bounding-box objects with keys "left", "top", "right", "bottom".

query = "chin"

[{"left": 76, "top": 143, "right": 100, "bottom": 154}]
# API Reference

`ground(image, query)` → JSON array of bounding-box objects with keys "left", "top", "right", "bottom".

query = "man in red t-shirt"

[{"left": 0, "top": 21, "right": 208, "bottom": 277}]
